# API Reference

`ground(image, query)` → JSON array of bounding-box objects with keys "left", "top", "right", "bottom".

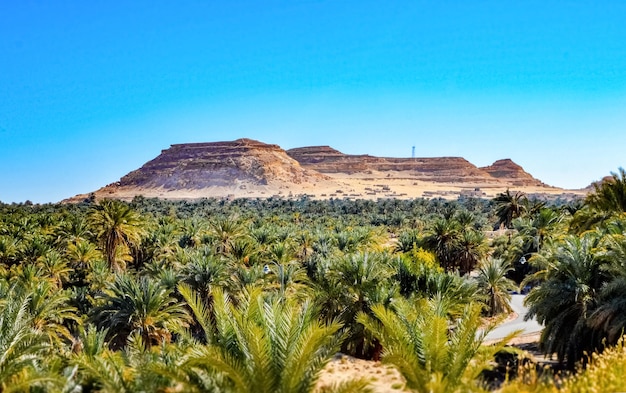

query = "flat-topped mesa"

[
  {"left": 115, "top": 138, "right": 329, "bottom": 190},
  {"left": 479, "top": 159, "right": 546, "bottom": 187},
  {"left": 65, "top": 138, "right": 572, "bottom": 203},
  {"left": 287, "top": 146, "right": 501, "bottom": 184}
]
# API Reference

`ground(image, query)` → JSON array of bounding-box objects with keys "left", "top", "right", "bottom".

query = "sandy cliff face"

[
  {"left": 70, "top": 139, "right": 342, "bottom": 201},
  {"left": 118, "top": 138, "right": 330, "bottom": 189},
  {"left": 287, "top": 147, "right": 536, "bottom": 186},
  {"left": 66, "top": 138, "right": 580, "bottom": 202},
  {"left": 479, "top": 159, "right": 545, "bottom": 187}
]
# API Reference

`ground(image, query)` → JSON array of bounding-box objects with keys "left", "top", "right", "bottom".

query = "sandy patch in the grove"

[{"left": 315, "top": 354, "right": 407, "bottom": 392}]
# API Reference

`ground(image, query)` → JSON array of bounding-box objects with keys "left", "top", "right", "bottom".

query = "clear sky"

[{"left": 1, "top": 1, "right": 625, "bottom": 203}]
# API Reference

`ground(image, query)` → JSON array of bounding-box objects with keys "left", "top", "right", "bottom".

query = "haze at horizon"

[{"left": 1, "top": 1, "right": 625, "bottom": 203}]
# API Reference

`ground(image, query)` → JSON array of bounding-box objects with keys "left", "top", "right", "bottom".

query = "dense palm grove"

[{"left": 1, "top": 169, "right": 626, "bottom": 392}]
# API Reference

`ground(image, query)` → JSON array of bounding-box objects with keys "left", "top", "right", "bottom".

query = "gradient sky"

[{"left": 1, "top": 1, "right": 625, "bottom": 203}]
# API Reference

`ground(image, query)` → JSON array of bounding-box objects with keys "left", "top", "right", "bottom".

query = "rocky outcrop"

[
  {"left": 479, "top": 159, "right": 545, "bottom": 187},
  {"left": 67, "top": 138, "right": 569, "bottom": 202},
  {"left": 115, "top": 138, "right": 329, "bottom": 189},
  {"left": 287, "top": 147, "right": 531, "bottom": 185}
]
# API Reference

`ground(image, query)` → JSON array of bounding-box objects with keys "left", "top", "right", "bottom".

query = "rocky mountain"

[
  {"left": 117, "top": 138, "right": 329, "bottom": 188},
  {"left": 71, "top": 139, "right": 341, "bottom": 201},
  {"left": 287, "top": 146, "right": 502, "bottom": 184},
  {"left": 479, "top": 159, "right": 546, "bottom": 187},
  {"left": 67, "top": 138, "right": 578, "bottom": 202}
]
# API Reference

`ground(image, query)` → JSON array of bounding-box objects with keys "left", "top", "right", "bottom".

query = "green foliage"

[
  {"left": 2, "top": 193, "right": 626, "bottom": 390},
  {"left": 494, "top": 189, "right": 528, "bottom": 229},
  {"left": 358, "top": 297, "right": 517, "bottom": 393},
  {"left": 91, "top": 274, "right": 192, "bottom": 349},
  {"left": 88, "top": 199, "right": 145, "bottom": 272},
  {"left": 180, "top": 286, "right": 344, "bottom": 393},
  {"left": 525, "top": 234, "right": 609, "bottom": 367},
  {"left": 476, "top": 258, "right": 516, "bottom": 316}
]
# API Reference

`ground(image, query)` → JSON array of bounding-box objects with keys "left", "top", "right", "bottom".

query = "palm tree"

[
  {"left": 0, "top": 285, "right": 51, "bottom": 392},
  {"left": 476, "top": 258, "right": 517, "bottom": 316},
  {"left": 66, "top": 239, "right": 103, "bottom": 286},
  {"left": 180, "top": 253, "right": 229, "bottom": 301},
  {"left": 571, "top": 168, "right": 626, "bottom": 232},
  {"left": 208, "top": 216, "right": 246, "bottom": 256},
  {"left": 587, "top": 230, "right": 626, "bottom": 344},
  {"left": 92, "top": 275, "right": 192, "bottom": 349},
  {"left": 89, "top": 199, "right": 145, "bottom": 272},
  {"left": 331, "top": 252, "right": 396, "bottom": 358},
  {"left": 37, "top": 249, "right": 72, "bottom": 289},
  {"left": 25, "top": 280, "right": 80, "bottom": 350},
  {"left": 178, "top": 286, "right": 344, "bottom": 393},
  {"left": 588, "top": 277, "right": 626, "bottom": 344},
  {"left": 394, "top": 228, "right": 421, "bottom": 254},
  {"left": 73, "top": 326, "right": 179, "bottom": 393},
  {"left": 179, "top": 218, "right": 207, "bottom": 248},
  {"left": 587, "top": 167, "right": 626, "bottom": 213},
  {"left": 494, "top": 190, "right": 528, "bottom": 229},
  {"left": 524, "top": 234, "right": 608, "bottom": 368},
  {"left": 358, "top": 297, "right": 516, "bottom": 393},
  {"left": 0, "top": 235, "right": 18, "bottom": 266},
  {"left": 453, "top": 229, "right": 488, "bottom": 275},
  {"left": 422, "top": 217, "right": 461, "bottom": 272}
]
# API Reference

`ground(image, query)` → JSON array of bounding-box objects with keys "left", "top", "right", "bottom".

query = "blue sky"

[{"left": 1, "top": 1, "right": 625, "bottom": 203}]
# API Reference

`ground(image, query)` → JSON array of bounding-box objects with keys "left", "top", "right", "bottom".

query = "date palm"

[
  {"left": 476, "top": 258, "right": 517, "bottom": 316},
  {"left": 588, "top": 230, "right": 626, "bottom": 343},
  {"left": 422, "top": 217, "right": 461, "bottom": 272},
  {"left": 571, "top": 168, "right": 626, "bottom": 232},
  {"left": 524, "top": 234, "right": 608, "bottom": 368},
  {"left": 179, "top": 285, "right": 344, "bottom": 393},
  {"left": 181, "top": 253, "right": 229, "bottom": 300},
  {"left": 89, "top": 199, "right": 145, "bottom": 272},
  {"left": 73, "top": 327, "right": 179, "bottom": 393},
  {"left": 208, "top": 216, "right": 246, "bottom": 256},
  {"left": 587, "top": 167, "right": 626, "bottom": 213},
  {"left": 453, "top": 229, "right": 488, "bottom": 275},
  {"left": 37, "top": 250, "right": 72, "bottom": 289},
  {"left": 494, "top": 189, "right": 528, "bottom": 229},
  {"left": 358, "top": 297, "right": 516, "bottom": 393},
  {"left": 0, "top": 235, "right": 18, "bottom": 266},
  {"left": 92, "top": 275, "right": 192, "bottom": 349},
  {"left": 0, "top": 285, "right": 51, "bottom": 392},
  {"left": 25, "top": 280, "right": 80, "bottom": 350},
  {"left": 328, "top": 252, "right": 397, "bottom": 358}
]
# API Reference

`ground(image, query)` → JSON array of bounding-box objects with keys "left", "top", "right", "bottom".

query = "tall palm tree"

[
  {"left": 587, "top": 167, "right": 626, "bottom": 213},
  {"left": 494, "top": 190, "right": 528, "bottom": 229},
  {"left": 332, "top": 252, "right": 396, "bottom": 358},
  {"left": 571, "top": 168, "right": 626, "bottom": 232},
  {"left": 587, "top": 230, "right": 626, "bottom": 344},
  {"left": 453, "top": 229, "right": 488, "bottom": 275},
  {"left": 476, "top": 258, "right": 517, "bottom": 317},
  {"left": 179, "top": 286, "right": 344, "bottom": 393},
  {"left": 91, "top": 275, "right": 192, "bottom": 349},
  {"left": 422, "top": 217, "right": 461, "bottom": 272},
  {"left": 524, "top": 234, "right": 608, "bottom": 368},
  {"left": 89, "top": 200, "right": 145, "bottom": 272},
  {"left": 358, "top": 297, "right": 516, "bottom": 393}
]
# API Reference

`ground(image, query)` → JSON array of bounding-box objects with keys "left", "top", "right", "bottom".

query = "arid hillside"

[{"left": 66, "top": 138, "right": 586, "bottom": 202}]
